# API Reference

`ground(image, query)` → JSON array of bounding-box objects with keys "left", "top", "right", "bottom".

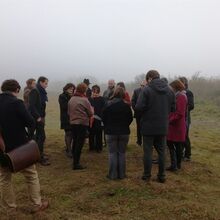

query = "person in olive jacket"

[
  {"left": 102, "top": 87, "right": 133, "bottom": 180},
  {"left": 58, "top": 83, "right": 75, "bottom": 158}
]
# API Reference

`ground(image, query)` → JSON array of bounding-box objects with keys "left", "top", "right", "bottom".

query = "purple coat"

[{"left": 167, "top": 91, "right": 187, "bottom": 142}]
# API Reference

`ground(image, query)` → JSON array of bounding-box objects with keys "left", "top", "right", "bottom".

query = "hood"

[{"left": 149, "top": 78, "right": 169, "bottom": 94}]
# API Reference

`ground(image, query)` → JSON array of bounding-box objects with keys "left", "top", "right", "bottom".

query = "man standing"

[
  {"left": 0, "top": 79, "right": 48, "bottom": 215},
  {"left": 136, "top": 70, "right": 175, "bottom": 183},
  {"left": 103, "top": 79, "right": 115, "bottom": 100},
  {"left": 179, "top": 76, "right": 194, "bottom": 161},
  {"left": 29, "top": 76, "right": 50, "bottom": 166},
  {"left": 83, "top": 78, "right": 92, "bottom": 98},
  {"left": 131, "top": 80, "right": 146, "bottom": 146}
]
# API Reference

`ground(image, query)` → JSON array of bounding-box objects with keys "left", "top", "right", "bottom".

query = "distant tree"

[{"left": 134, "top": 73, "right": 145, "bottom": 84}]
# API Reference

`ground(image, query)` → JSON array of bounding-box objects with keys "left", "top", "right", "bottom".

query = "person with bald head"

[{"left": 103, "top": 79, "right": 115, "bottom": 100}]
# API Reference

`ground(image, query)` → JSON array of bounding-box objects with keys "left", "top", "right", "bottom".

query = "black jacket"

[
  {"left": 102, "top": 98, "right": 133, "bottom": 135},
  {"left": 186, "top": 89, "right": 194, "bottom": 124},
  {"left": 28, "top": 88, "right": 46, "bottom": 119},
  {"left": 135, "top": 78, "right": 175, "bottom": 136},
  {"left": 131, "top": 87, "right": 143, "bottom": 118},
  {"left": 58, "top": 92, "right": 72, "bottom": 130},
  {"left": 89, "top": 96, "right": 106, "bottom": 118},
  {"left": 0, "top": 93, "right": 35, "bottom": 152}
]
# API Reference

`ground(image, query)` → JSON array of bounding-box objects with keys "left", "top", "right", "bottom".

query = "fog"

[{"left": 0, "top": 0, "right": 220, "bottom": 84}]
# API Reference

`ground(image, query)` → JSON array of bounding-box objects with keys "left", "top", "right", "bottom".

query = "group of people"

[{"left": 0, "top": 70, "right": 194, "bottom": 213}]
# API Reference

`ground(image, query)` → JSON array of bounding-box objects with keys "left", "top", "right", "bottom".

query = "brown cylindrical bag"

[{"left": 5, "top": 140, "right": 40, "bottom": 172}]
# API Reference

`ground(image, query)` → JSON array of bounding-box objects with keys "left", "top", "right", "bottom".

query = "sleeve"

[
  {"left": 85, "top": 99, "right": 94, "bottom": 117},
  {"left": 16, "top": 100, "right": 35, "bottom": 129},
  {"left": 170, "top": 91, "right": 176, "bottom": 113},
  {"left": 135, "top": 88, "right": 148, "bottom": 112},
  {"left": 28, "top": 89, "right": 40, "bottom": 119},
  {"left": 127, "top": 105, "right": 133, "bottom": 125},
  {"left": 131, "top": 90, "right": 138, "bottom": 111},
  {"left": 169, "top": 95, "right": 186, "bottom": 123},
  {"left": 58, "top": 95, "right": 68, "bottom": 113},
  {"left": 187, "top": 90, "right": 194, "bottom": 111}
]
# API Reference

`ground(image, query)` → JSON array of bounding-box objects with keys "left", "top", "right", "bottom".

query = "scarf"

[{"left": 37, "top": 83, "right": 48, "bottom": 103}]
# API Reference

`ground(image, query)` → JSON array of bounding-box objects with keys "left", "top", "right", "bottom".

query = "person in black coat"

[
  {"left": 0, "top": 79, "right": 49, "bottom": 213},
  {"left": 83, "top": 78, "right": 92, "bottom": 98},
  {"left": 131, "top": 80, "right": 146, "bottom": 146},
  {"left": 88, "top": 85, "right": 106, "bottom": 152},
  {"left": 103, "top": 87, "right": 133, "bottom": 180},
  {"left": 179, "top": 77, "right": 194, "bottom": 161},
  {"left": 58, "top": 83, "right": 75, "bottom": 157},
  {"left": 135, "top": 70, "right": 175, "bottom": 183},
  {"left": 28, "top": 76, "right": 50, "bottom": 166}
]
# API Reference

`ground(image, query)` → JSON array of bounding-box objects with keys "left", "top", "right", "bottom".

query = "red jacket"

[
  {"left": 124, "top": 92, "right": 131, "bottom": 106},
  {"left": 167, "top": 92, "right": 187, "bottom": 142}
]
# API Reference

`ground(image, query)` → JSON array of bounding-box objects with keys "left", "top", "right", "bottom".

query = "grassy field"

[{"left": 1, "top": 97, "right": 220, "bottom": 220}]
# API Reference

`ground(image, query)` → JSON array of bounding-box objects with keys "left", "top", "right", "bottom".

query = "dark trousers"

[
  {"left": 106, "top": 135, "right": 129, "bottom": 179},
  {"left": 167, "top": 141, "right": 183, "bottom": 169},
  {"left": 136, "top": 116, "right": 142, "bottom": 145},
  {"left": 183, "top": 125, "right": 191, "bottom": 158},
  {"left": 71, "top": 124, "right": 87, "bottom": 167},
  {"left": 143, "top": 135, "right": 166, "bottom": 180},
  {"left": 89, "top": 119, "right": 103, "bottom": 152},
  {"left": 35, "top": 121, "right": 46, "bottom": 157}
]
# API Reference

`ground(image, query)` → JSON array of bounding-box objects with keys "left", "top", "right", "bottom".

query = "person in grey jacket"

[{"left": 135, "top": 70, "right": 175, "bottom": 183}]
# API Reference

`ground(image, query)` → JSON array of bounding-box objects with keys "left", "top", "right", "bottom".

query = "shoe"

[
  {"left": 31, "top": 200, "right": 49, "bottom": 213},
  {"left": 42, "top": 153, "right": 49, "bottom": 160},
  {"left": 157, "top": 178, "right": 166, "bottom": 183},
  {"left": 65, "top": 151, "right": 72, "bottom": 158},
  {"left": 142, "top": 176, "right": 151, "bottom": 182},
  {"left": 136, "top": 141, "right": 142, "bottom": 146},
  {"left": 166, "top": 166, "right": 177, "bottom": 172},
  {"left": 152, "top": 159, "right": 158, "bottom": 164},
  {"left": 183, "top": 157, "right": 191, "bottom": 162},
  {"left": 106, "top": 174, "right": 117, "bottom": 180},
  {"left": 73, "top": 164, "right": 87, "bottom": 170},
  {"left": 39, "top": 158, "right": 50, "bottom": 166}
]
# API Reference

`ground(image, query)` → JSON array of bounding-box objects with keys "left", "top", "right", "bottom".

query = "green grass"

[{"left": 0, "top": 98, "right": 220, "bottom": 220}]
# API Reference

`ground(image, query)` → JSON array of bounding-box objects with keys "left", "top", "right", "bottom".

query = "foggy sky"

[{"left": 0, "top": 0, "right": 220, "bottom": 83}]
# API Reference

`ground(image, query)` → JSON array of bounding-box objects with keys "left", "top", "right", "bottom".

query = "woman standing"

[
  {"left": 68, "top": 83, "right": 93, "bottom": 170},
  {"left": 167, "top": 80, "right": 188, "bottom": 171},
  {"left": 103, "top": 87, "right": 133, "bottom": 180},
  {"left": 88, "top": 85, "right": 106, "bottom": 152},
  {"left": 58, "top": 83, "right": 75, "bottom": 158}
]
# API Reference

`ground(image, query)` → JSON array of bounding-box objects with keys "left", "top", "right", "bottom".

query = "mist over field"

[{"left": 0, "top": 0, "right": 220, "bottom": 85}]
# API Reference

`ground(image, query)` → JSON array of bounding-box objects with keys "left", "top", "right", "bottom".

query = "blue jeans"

[
  {"left": 143, "top": 135, "right": 166, "bottom": 180},
  {"left": 106, "top": 135, "right": 129, "bottom": 179}
]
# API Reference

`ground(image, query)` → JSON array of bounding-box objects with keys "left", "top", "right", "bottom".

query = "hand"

[{"left": 37, "top": 117, "right": 41, "bottom": 122}]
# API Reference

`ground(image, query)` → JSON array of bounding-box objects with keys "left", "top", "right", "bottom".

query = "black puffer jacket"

[{"left": 135, "top": 78, "right": 175, "bottom": 136}]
